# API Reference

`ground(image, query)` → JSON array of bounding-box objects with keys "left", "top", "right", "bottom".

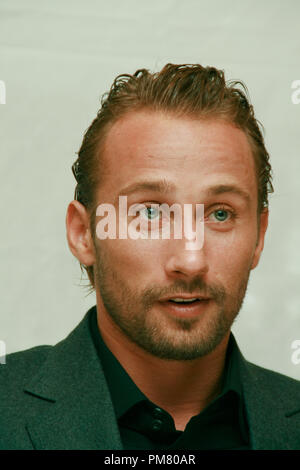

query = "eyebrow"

[
  {"left": 206, "top": 184, "right": 251, "bottom": 205},
  {"left": 117, "top": 179, "right": 175, "bottom": 200},
  {"left": 115, "top": 179, "right": 251, "bottom": 206}
]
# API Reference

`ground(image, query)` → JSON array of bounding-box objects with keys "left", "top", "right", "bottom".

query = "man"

[{"left": 0, "top": 64, "right": 299, "bottom": 450}]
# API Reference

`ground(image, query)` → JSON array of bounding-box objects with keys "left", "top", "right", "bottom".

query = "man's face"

[{"left": 92, "top": 110, "right": 268, "bottom": 360}]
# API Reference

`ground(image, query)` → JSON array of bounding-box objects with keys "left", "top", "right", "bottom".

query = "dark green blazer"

[{"left": 0, "top": 309, "right": 299, "bottom": 450}]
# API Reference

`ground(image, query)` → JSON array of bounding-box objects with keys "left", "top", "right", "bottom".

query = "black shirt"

[{"left": 89, "top": 306, "right": 250, "bottom": 450}]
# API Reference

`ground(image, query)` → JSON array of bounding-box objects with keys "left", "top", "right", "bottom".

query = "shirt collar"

[
  {"left": 89, "top": 305, "right": 245, "bottom": 420},
  {"left": 89, "top": 306, "right": 147, "bottom": 418}
]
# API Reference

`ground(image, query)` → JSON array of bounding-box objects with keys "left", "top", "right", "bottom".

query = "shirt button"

[
  {"left": 153, "top": 406, "right": 164, "bottom": 418},
  {"left": 152, "top": 418, "right": 163, "bottom": 431}
]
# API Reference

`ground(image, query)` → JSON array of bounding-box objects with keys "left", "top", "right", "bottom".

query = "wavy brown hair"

[{"left": 71, "top": 63, "right": 274, "bottom": 291}]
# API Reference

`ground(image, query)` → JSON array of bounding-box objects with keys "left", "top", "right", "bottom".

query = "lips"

[
  {"left": 159, "top": 294, "right": 211, "bottom": 302},
  {"left": 169, "top": 298, "right": 200, "bottom": 304},
  {"left": 158, "top": 296, "right": 212, "bottom": 319}
]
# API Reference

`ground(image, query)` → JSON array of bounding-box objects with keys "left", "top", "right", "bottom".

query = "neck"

[{"left": 95, "top": 302, "right": 230, "bottom": 430}]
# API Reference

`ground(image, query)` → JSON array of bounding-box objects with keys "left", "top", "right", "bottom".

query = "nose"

[{"left": 164, "top": 237, "right": 209, "bottom": 279}]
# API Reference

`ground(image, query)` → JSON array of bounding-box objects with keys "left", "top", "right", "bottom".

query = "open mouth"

[
  {"left": 168, "top": 298, "right": 201, "bottom": 304},
  {"left": 159, "top": 298, "right": 211, "bottom": 318}
]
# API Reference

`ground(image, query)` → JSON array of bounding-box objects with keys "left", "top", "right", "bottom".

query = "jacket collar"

[
  {"left": 24, "top": 307, "right": 123, "bottom": 450},
  {"left": 24, "top": 306, "right": 300, "bottom": 450},
  {"left": 230, "top": 334, "right": 300, "bottom": 449}
]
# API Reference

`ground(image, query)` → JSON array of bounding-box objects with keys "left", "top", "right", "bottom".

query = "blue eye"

[
  {"left": 142, "top": 206, "right": 160, "bottom": 220},
  {"left": 209, "top": 207, "right": 236, "bottom": 223},
  {"left": 212, "top": 209, "right": 230, "bottom": 222}
]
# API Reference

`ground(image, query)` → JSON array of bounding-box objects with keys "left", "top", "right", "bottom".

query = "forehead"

[{"left": 99, "top": 110, "right": 257, "bottom": 202}]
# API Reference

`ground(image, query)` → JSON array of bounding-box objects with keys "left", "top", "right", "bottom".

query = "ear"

[
  {"left": 65, "top": 200, "right": 96, "bottom": 266},
  {"left": 251, "top": 208, "right": 269, "bottom": 270}
]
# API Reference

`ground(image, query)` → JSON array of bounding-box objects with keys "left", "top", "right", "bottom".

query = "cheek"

[
  {"left": 206, "top": 229, "right": 257, "bottom": 284},
  {"left": 102, "top": 238, "right": 160, "bottom": 279}
]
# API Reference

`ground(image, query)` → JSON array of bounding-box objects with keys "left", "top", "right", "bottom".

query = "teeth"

[{"left": 170, "top": 298, "right": 199, "bottom": 303}]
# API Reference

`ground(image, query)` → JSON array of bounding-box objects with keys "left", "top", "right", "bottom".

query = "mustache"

[{"left": 142, "top": 277, "right": 226, "bottom": 306}]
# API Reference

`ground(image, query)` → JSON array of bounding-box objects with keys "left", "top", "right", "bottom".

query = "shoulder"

[
  {"left": 245, "top": 359, "right": 299, "bottom": 384},
  {"left": 0, "top": 345, "right": 52, "bottom": 392},
  {"left": 243, "top": 358, "right": 300, "bottom": 405},
  {"left": 0, "top": 345, "right": 53, "bottom": 449},
  {"left": 231, "top": 332, "right": 300, "bottom": 401},
  {"left": 0, "top": 308, "right": 96, "bottom": 397}
]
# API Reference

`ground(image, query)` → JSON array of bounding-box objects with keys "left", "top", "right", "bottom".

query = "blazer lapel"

[
  {"left": 23, "top": 313, "right": 299, "bottom": 450},
  {"left": 231, "top": 334, "right": 300, "bottom": 450},
  {"left": 24, "top": 310, "right": 123, "bottom": 450}
]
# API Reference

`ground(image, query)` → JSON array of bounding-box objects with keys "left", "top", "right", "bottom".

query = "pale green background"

[{"left": 0, "top": 0, "right": 299, "bottom": 379}]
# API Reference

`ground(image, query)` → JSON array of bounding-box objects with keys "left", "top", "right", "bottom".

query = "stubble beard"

[{"left": 94, "top": 247, "right": 251, "bottom": 361}]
